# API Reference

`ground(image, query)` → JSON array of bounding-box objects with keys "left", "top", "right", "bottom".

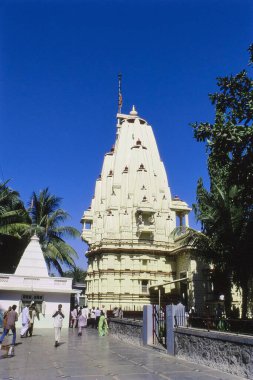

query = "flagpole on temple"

[{"left": 118, "top": 73, "right": 122, "bottom": 113}]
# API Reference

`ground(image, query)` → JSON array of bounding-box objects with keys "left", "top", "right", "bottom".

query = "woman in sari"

[{"left": 98, "top": 310, "right": 108, "bottom": 336}]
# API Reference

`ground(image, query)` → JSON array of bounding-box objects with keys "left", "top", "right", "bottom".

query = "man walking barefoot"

[{"left": 52, "top": 304, "right": 64, "bottom": 347}]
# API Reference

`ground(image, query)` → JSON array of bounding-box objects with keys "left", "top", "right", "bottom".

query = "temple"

[
  {"left": 0, "top": 235, "right": 73, "bottom": 327},
  {"left": 81, "top": 106, "right": 209, "bottom": 312}
]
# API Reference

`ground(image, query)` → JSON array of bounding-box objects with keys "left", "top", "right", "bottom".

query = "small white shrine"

[{"left": 0, "top": 235, "right": 73, "bottom": 328}]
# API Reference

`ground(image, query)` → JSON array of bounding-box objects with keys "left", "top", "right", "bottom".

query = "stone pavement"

[{"left": 0, "top": 327, "right": 246, "bottom": 380}]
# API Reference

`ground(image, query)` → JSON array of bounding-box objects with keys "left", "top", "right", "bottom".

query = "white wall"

[{"left": 0, "top": 291, "right": 71, "bottom": 328}]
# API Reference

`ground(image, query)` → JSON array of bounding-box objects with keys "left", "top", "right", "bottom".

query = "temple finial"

[{"left": 130, "top": 105, "right": 138, "bottom": 116}]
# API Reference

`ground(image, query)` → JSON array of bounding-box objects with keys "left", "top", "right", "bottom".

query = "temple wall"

[
  {"left": 0, "top": 292, "right": 71, "bottom": 328},
  {"left": 175, "top": 328, "right": 253, "bottom": 379},
  {"left": 108, "top": 318, "right": 143, "bottom": 347},
  {"left": 86, "top": 250, "right": 180, "bottom": 310}
]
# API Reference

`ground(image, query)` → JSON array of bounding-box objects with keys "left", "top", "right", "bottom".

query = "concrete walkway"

[{"left": 0, "top": 327, "right": 246, "bottom": 380}]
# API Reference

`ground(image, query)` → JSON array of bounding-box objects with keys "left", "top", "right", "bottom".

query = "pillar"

[
  {"left": 185, "top": 214, "right": 189, "bottom": 227},
  {"left": 166, "top": 304, "right": 175, "bottom": 355},
  {"left": 143, "top": 305, "right": 153, "bottom": 346}
]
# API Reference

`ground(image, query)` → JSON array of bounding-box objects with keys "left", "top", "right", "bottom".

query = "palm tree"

[
  {"left": 0, "top": 180, "right": 30, "bottom": 272},
  {"left": 28, "top": 188, "right": 80, "bottom": 275},
  {"left": 0, "top": 180, "right": 29, "bottom": 236},
  {"left": 173, "top": 180, "right": 253, "bottom": 318},
  {"left": 63, "top": 267, "right": 87, "bottom": 283},
  {"left": 195, "top": 181, "right": 253, "bottom": 318}
]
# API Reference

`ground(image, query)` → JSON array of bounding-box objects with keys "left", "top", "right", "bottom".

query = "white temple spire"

[
  {"left": 15, "top": 234, "right": 49, "bottom": 277},
  {"left": 130, "top": 105, "right": 138, "bottom": 116},
  {"left": 81, "top": 106, "right": 194, "bottom": 311}
]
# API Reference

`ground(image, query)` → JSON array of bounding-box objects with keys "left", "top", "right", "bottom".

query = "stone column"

[
  {"left": 166, "top": 304, "right": 175, "bottom": 355},
  {"left": 143, "top": 305, "right": 153, "bottom": 346}
]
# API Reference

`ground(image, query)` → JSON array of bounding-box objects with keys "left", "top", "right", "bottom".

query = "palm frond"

[
  {"left": 28, "top": 188, "right": 80, "bottom": 274},
  {"left": 51, "top": 226, "right": 80, "bottom": 239}
]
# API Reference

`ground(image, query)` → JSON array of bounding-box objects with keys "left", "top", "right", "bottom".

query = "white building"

[
  {"left": 81, "top": 107, "right": 207, "bottom": 312},
  {"left": 0, "top": 235, "right": 73, "bottom": 328}
]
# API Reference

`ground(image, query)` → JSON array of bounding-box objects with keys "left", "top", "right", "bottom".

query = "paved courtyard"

[{"left": 0, "top": 327, "right": 246, "bottom": 380}]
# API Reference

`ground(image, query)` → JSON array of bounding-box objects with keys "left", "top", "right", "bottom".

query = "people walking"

[
  {"left": 98, "top": 311, "right": 108, "bottom": 336},
  {"left": 101, "top": 305, "right": 107, "bottom": 318},
  {"left": 0, "top": 304, "right": 18, "bottom": 355},
  {"left": 52, "top": 304, "right": 64, "bottom": 347},
  {"left": 71, "top": 306, "right": 78, "bottom": 328},
  {"left": 20, "top": 305, "right": 30, "bottom": 337},
  {"left": 3, "top": 306, "right": 11, "bottom": 329},
  {"left": 83, "top": 305, "right": 89, "bottom": 320},
  {"left": 90, "top": 307, "right": 96, "bottom": 328},
  {"left": 95, "top": 307, "right": 101, "bottom": 328},
  {"left": 77, "top": 307, "right": 87, "bottom": 336},
  {"left": 118, "top": 307, "right": 123, "bottom": 319},
  {"left": 112, "top": 307, "right": 119, "bottom": 317},
  {"left": 27, "top": 304, "right": 37, "bottom": 337}
]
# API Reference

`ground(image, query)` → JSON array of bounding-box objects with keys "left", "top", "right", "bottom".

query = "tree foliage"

[
  {"left": 0, "top": 181, "right": 30, "bottom": 272},
  {"left": 0, "top": 181, "right": 29, "bottom": 237},
  {"left": 28, "top": 188, "right": 80, "bottom": 275},
  {"left": 63, "top": 266, "right": 87, "bottom": 283},
  {"left": 192, "top": 45, "right": 253, "bottom": 200},
  {"left": 0, "top": 183, "right": 80, "bottom": 276},
  {"left": 191, "top": 44, "right": 253, "bottom": 317}
]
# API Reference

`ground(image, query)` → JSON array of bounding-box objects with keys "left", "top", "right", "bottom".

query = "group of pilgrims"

[
  {"left": 70, "top": 305, "right": 108, "bottom": 336},
  {"left": 20, "top": 303, "right": 38, "bottom": 337},
  {"left": 0, "top": 303, "right": 38, "bottom": 356},
  {"left": 0, "top": 302, "right": 123, "bottom": 356}
]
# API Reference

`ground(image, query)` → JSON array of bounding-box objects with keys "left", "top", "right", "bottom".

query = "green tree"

[
  {"left": 0, "top": 181, "right": 30, "bottom": 273},
  {"left": 28, "top": 188, "right": 80, "bottom": 275},
  {"left": 192, "top": 44, "right": 253, "bottom": 200},
  {"left": 191, "top": 181, "right": 253, "bottom": 317},
  {"left": 0, "top": 181, "right": 29, "bottom": 236},
  {"left": 190, "top": 45, "right": 253, "bottom": 318},
  {"left": 63, "top": 267, "right": 86, "bottom": 283}
]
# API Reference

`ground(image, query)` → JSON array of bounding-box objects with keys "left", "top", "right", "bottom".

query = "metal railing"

[
  {"left": 152, "top": 305, "right": 167, "bottom": 348},
  {"left": 187, "top": 315, "right": 253, "bottom": 335}
]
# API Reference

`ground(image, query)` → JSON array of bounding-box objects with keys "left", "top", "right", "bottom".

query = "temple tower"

[{"left": 81, "top": 107, "right": 195, "bottom": 310}]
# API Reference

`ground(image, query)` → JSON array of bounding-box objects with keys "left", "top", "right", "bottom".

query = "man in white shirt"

[
  {"left": 83, "top": 306, "right": 89, "bottom": 319},
  {"left": 52, "top": 304, "right": 64, "bottom": 347},
  {"left": 71, "top": 307, "right": 78, "bottom": 328},
  {"left": 20, "top": 306, "right": 30, "bottom": 337},
  {"left": 27, "top": 305, "right": 38, "bottom": 337}
]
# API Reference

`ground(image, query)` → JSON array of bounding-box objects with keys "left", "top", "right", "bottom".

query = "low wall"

[
  {"left": 106, "top": 313, "right": 253, "bottom": 379},
  {"left": 108, "top": 318, "right": 143, "bottom": 347},
  {"left": 175, "top": 327, "right": 253, "bottom": 379}
]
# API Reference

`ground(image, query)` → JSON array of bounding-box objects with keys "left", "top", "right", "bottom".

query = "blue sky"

[{"left": 0, "top": 0, "right": 252, "bottom": 270}]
